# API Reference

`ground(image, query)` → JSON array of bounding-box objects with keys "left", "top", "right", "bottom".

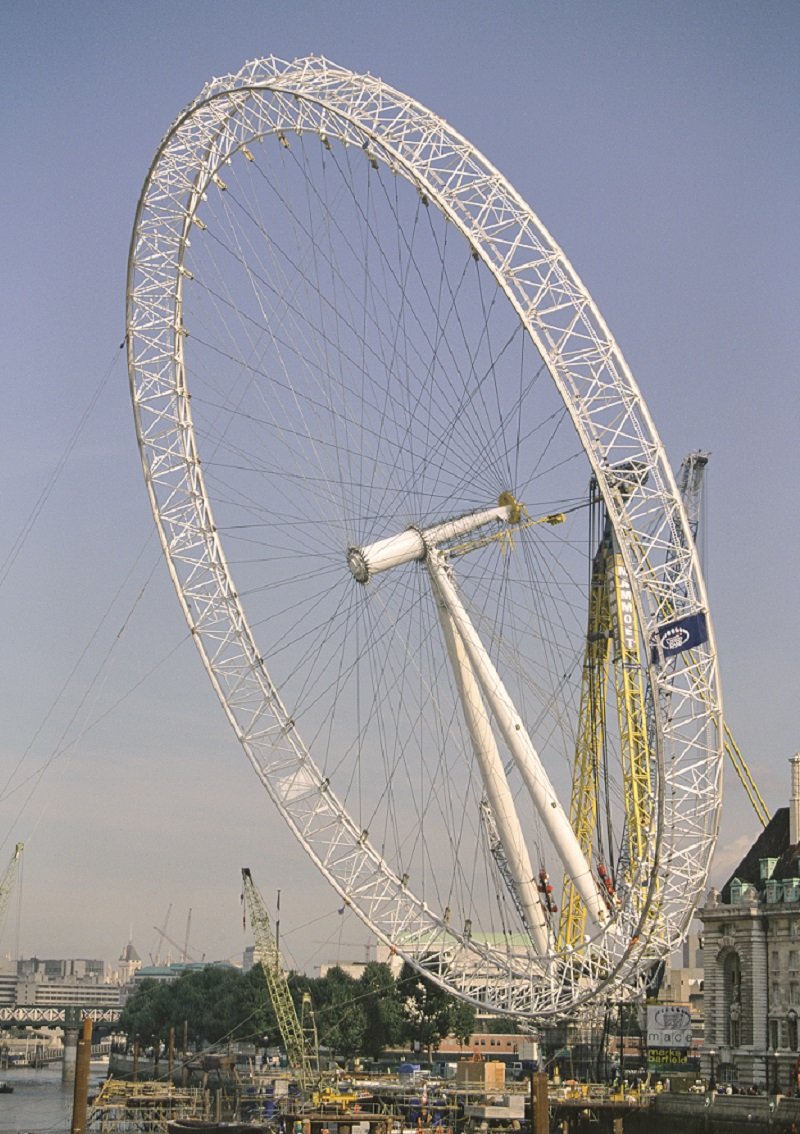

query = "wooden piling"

[
  {"left": 531, "top": 1071, "right": 549, "bottom": 1134},
  {"left": 70, "top": 1016, "right": 92, "bottom": 1134}
]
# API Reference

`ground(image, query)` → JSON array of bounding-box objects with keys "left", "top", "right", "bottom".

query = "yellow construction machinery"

[
  {"left": 559, "top": 482, "right": 652, "bottom": 950},
  {"left": 559, "top": 452, "right": 768, "bottom": 950},
  {"left": 240, "top": 867, "right": 319, "bottom": 1090}
]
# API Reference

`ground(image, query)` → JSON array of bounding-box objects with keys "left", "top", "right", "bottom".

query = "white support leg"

[
  {"left": 432, "top": 584, "right": 553, "bottom": 955},
  {"left": 426, "top": 548, "right": 609, "bottom": 931}
]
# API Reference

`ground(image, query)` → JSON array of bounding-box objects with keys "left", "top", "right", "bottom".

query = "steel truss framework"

[
  {"left": 126, "top": 55, "right": 723, "bottom": 1019},
  {"left": 0, "top": 1006, "right": 121, "bottom": 1024}
]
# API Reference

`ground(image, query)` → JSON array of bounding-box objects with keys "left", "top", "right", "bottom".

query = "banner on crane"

[{"left": 651, "top": 611, "right": 708, "bottom": 662}]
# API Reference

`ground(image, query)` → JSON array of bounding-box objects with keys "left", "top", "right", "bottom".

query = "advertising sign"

[
  {"left": 646, "top": 1003, "right": 692, "bottom": 1049},
  {"left": 650, "top": 612, "right": 709, "bottom": 662}
]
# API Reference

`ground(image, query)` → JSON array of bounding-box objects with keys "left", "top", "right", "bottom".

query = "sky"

[{"left": 1, "top": 1, "right": 798, "bottom": 978}]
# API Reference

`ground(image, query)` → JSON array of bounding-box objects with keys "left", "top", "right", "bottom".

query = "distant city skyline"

[{"left": 1, "top": 2, "right": 798, "bottom": 975}]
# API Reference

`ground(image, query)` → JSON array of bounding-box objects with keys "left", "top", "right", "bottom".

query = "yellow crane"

[
  {"left": 559, "top": 483, "right": 652, "bottom": 950},
  {"left": 725, "top": 726, "right": 769, "bottom": 827},
  {"left": 559, "top": 452, "right": 769, "bottom": 950},
  {"left": 240, "top": 868, "right": 319, "bottom": 1089}
]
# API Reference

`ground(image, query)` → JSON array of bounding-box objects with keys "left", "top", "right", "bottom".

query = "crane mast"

[
  {"left": 560, "top": 450, "right": 769, "bottom": 951},
  {"left": 241, "top": 868, "right": 317, "bottom": 1088},
  {"left": 559, "top": 486, "right": 653, "bottom": 950},
  {"left": 559, "top": 515, "right": 612, "bottom": 949}
]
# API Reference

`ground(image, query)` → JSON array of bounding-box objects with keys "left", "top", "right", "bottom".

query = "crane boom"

[
  {"left": 151, "top": 925, "right": 199, "bottom": 963},
  {"left": 675, "top": 450, "right": 709, "bottom": 543},
  {"left": 725, "top": 725, "right": 770, "bottom": 827},
  {"left": 0, "top": 843, "right": 23, "bottom": 944},
  {"left": 241, "top": 868, "right": 316, "bottom": 1087},
  {"left": 672, "top": 452, "right": 769, "bottom": 828}
]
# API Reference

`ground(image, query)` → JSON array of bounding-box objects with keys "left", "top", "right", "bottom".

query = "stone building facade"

[{"left": 700, "top": 754, "right": 800, "bottom": 1093}]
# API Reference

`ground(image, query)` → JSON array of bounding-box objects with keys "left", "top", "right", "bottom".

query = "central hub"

[
  {"left": 347, "top": 495, "right": 521, "bottom": 584},
  {"left": 346, "top": 548, "right": 372, "bottom": 583}
]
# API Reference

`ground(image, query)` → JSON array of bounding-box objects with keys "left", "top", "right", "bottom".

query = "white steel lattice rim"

[{"left": 126, "top": 55, "right": 723, "bottom": 1019}]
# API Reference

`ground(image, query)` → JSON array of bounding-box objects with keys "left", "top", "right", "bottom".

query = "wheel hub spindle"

[{"left": 347, "top": 494, "right": 520, "bottom": 583}]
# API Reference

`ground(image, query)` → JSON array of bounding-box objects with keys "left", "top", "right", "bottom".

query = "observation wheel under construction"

[{"left": 126, "top": 55, "right": 723, "bottom": 1019}]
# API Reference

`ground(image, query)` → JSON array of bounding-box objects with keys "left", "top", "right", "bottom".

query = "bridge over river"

[{"left": 0, "top": 1005, "right": 121, "bottom": 1026}]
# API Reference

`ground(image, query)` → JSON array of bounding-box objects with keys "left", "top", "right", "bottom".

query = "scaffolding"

[{"left": 88, "top": 1078, "right": 210, "bottom": 1133}]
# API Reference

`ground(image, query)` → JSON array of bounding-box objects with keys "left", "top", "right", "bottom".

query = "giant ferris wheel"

[{"left": 126, "top": 56, "right": 723, "bottom": 1020}]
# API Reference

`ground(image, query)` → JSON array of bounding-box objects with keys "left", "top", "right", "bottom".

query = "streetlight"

[{"left": 708, "top": 1048, "right": 716, "bottom": 1091}]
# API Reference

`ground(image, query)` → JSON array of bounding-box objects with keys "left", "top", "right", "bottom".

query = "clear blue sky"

[{"left": 1, "top": 1, "right": 798, "bottom": 974}]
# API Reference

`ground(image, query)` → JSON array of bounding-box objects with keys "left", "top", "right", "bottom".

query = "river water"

[{"left": 0, "top": 1062, "right": 108, "bottom": 1134}]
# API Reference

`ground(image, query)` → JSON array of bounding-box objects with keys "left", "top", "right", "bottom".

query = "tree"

[
  {"left": 119, "top": 978, "right": 174, "bottom": 1048},
  {"left": 118, "top": 958, "right": 478, "bottom": 1066},
  {"left": 449, "top": 996, "right": 477, "bottom": 1046},
  {"left": 359, "top": 962, "right": 405, "bottom": 1059},
  {"left": 119, "top": 965, "right": 268, "bottom": 1051},
  {"left": 174, "top": 965, "right": 259, "bottom": 1046},
  {"left": 398, "top": 962, "right": 474, "bottom": 1059},
  {"left": 307, "top": 965, "right": 366, "bottom": 1062}
]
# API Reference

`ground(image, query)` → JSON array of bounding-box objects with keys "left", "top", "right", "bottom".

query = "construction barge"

[
  {"left": 92, "top": 1059, "right": 658, "bottom": 1134},
  {"left": 89, "top": 1060, "right": 800, "bottom": 1134}
]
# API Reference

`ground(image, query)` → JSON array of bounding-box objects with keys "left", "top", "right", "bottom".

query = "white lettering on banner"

[
  {"left": 661, "top": 625, "right": 691, "bottom": 651},
  {"left": 611, "top": 562, "right": 637, "bottom": 654}
]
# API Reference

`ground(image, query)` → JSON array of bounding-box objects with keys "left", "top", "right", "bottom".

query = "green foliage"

[
  {"left": 360, "top": 962, "right": 405, "bottom": 1059},
  {"left": 482, "top": 1016, "right": 517, "bottom": 1034},
  {"left": 305, "top": 965, "right": 365, "bottom": 1061},
  {"left": 119, "top": 978, "right": 173, "bottom": 1046},
  {"left": 119, "top": 965, "right": 272, "bottom": 1050},
  {"left": 398, "top": 961, "right": 476, "bottom": 1056},
  {"left": 119, "top": 958, "right": 475, "bottom": 1061},
  {"left": 449, "top": 996, "right": 477, "bottom": 1046}
]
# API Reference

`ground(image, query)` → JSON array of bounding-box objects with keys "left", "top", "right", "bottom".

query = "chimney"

[{"left": 791, "top": 753, "right": 800, "bottom": 845}]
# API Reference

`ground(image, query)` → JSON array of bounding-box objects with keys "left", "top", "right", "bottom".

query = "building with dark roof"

[
  {"left": 700, "top": 754, "right": 800, "bottom": 1093},
  {"left": 117, "top": 939, "right": 142, "bottom": 986}
]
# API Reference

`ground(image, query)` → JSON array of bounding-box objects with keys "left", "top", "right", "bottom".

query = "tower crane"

[
  {"left": 0, "top": 843, "right": 23, "bottom": 945},
  {"left": 559, "top": 451, "right": 769, "bottom": 950},
  {"left": 150, "top": 923, "right": 202, "bottom": 963},
  {"left": 559, "top": 476, "right": 652, "bottom": 950},
  {"left": 152, "top": 903, "right": 173, "bottom": 965},
  {"left": 674, "top": 452, "right": 769, "bottom": 827},
  {"left": 241, "top": 868, "right": 319, "bottom": 1089}
]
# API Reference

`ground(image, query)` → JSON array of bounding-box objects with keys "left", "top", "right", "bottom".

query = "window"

[
  {"left": 730, "top": 1002, "right": 741, "bottom": 1048},
  {"left": 723, "top": 952, "right": 744, "bottom": 1046}
]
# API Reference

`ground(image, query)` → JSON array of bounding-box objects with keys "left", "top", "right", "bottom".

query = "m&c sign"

[{"left": 646, "top": 1003, "right": 693, "bottom": 1049}]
